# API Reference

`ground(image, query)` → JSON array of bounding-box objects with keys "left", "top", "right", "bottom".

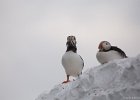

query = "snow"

[{"left": 36, "top": 55, "right": 140, "bottom": 100}]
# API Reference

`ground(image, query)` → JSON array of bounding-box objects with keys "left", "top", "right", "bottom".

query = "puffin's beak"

[{"left": 98, "top": 43, "right": 102, "bottom": 50}]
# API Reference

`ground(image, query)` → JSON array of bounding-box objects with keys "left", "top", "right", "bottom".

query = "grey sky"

[{"left": 0, "top": 0, "right": 140, "bottom": 100}]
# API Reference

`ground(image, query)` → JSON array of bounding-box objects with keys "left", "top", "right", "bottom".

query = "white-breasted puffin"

[
  {"left": 96, "top": 41, "right": 127, "bottom": 64},
  {"left": 62, "top": 36, "right": 84, "bottom": 83}
]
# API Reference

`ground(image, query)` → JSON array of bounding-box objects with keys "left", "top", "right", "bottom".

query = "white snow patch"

[{"left": 36, "top": 55, "right": 140, "bottom": 100}]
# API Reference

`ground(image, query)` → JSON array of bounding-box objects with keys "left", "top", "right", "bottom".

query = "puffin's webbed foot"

[
  {"left": 62, "top": 80, "right": 70, "bottom": 84},
  {"left": 62, "top": 75, "right": 70, "bottom": 84}
]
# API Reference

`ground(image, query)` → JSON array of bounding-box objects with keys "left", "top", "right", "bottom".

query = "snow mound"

[{"left": 36, "top": 55, "right": 140, "bottom": 100}]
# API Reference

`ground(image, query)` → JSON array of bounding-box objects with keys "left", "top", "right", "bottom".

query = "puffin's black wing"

[
  {"left": 79, "top": 55, "right": 84, "bottom": 68},
  {"left": 111, "top": 46, "right": 127, "bottom": 58}
]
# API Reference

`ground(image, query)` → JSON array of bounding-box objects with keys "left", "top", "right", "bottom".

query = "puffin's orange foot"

[{"left": 62, "top": 80, "right": 70, "bottom": 84}]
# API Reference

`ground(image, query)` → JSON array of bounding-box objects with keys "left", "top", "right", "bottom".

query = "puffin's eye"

[{"left": 106, "top": 42, "right": 109, "bottom": 45}]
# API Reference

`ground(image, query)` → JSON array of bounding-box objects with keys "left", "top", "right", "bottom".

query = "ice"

[{"left": 36, "top": 55, "right": 140, "bottom": 100}]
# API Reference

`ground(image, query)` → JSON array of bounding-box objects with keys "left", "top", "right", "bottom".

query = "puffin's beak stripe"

[{"left": 98, "top": 43, "right": 102, "bottom": 49}]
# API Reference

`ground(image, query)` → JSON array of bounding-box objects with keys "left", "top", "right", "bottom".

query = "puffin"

[
  {"left": 62, "top": 36, "right": 84, "bottom": 83},
  {"left": 96, "top": 41, "right": 127, "bottom": 64}
]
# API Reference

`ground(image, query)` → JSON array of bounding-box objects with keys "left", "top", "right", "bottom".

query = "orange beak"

[{"left": 98, "top": 42, "right": 103, "bottom": 49}]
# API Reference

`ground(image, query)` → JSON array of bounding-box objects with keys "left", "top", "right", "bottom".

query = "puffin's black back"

[
  {"left": 66, "top": 45, "right": 77, "bottom": 53},
  {"left": 111, "top": 46, "right": 127, "bottom": 58}
]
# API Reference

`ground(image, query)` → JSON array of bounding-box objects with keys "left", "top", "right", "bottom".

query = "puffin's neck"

[
  {"left": 66, "top": 45, "right": 77, "bottom": 53},
  {"left": 99, "top": 47, "right": 112, "bottom": 52}
]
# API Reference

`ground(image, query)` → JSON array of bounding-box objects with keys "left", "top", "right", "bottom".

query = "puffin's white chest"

[
  {"left": 96, "top": 50, "right": 123, "bottom": 64},
  {"left": 62, "top": 51, "right": 83, "bottom": 77}
]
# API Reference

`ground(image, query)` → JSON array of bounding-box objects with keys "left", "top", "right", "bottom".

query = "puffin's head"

[
  {"left": 98, "top": 41, "right": 111, "bottom": 51},
  {"left": 66, "top": 36, "right": 77, "bottom": 47}
]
